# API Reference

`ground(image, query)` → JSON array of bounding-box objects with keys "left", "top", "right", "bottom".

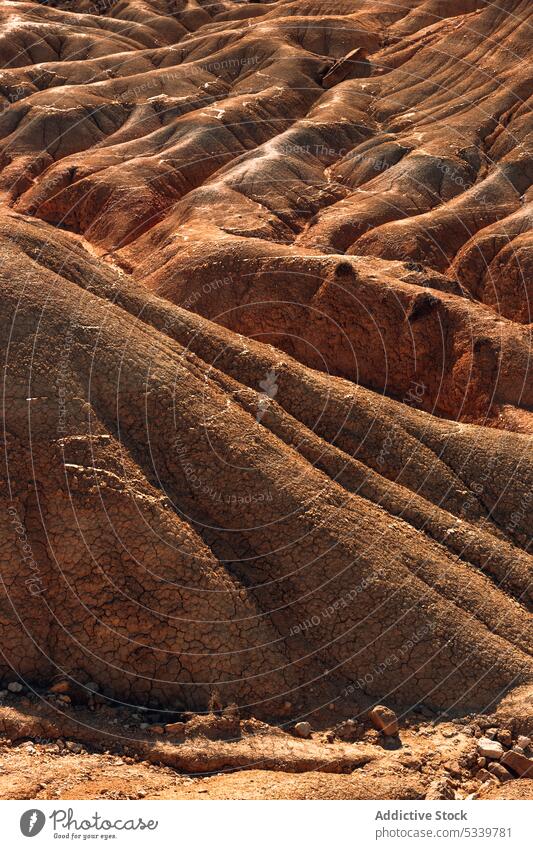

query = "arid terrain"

[{"left": 0, "top": 0, "right": 532, "bottom": 800}]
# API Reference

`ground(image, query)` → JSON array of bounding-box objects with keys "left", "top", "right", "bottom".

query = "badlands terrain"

[{"left": 0, "top": 0, "right": 532, "bottom": 799}]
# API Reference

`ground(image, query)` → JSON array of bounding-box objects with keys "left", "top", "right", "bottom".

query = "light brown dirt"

[{"left": 0, "top": 694, "right": 520, "bottom": 800}]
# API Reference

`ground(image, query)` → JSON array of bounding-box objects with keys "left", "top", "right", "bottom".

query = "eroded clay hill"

[
  {"left": 1, "top": 211, "right": 532, "bottom": 718},
  {"left": 0, "top": 0, "right": 532, "bottom": 427},
  {"left": 0, "top": 1, "right": 532, "bottom": 725}
]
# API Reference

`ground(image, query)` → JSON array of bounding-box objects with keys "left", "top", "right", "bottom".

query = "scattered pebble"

[{"left": 294, "top": 721, "right": 312, "bottom": 739}]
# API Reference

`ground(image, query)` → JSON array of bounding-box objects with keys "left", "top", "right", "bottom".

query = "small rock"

[
  {"left": 512, "top": 746, "right": 525, "bottom": 755},
  {"left": 65, "top": 741, "right": 83, "bottom": 753},
  {"left": 485, "top": 727, "right": 498, "bottom": 739},
  {"left": 58, "top": 695, "right": 71, "bottom": 704},
  {"left": 500, "top": 750, "right": 533, "bottom": 777},
  {"left": 476, "top": 737, "right": 504, "bottom": 759},
  {"left": 49, "top": 680, "right": 70, "bottom": 694},
  {"left": 476, "top": 768, "right": 493, "bottom": 782},
  {"left": 368, "top": 705, "right": 398, "bottom": 736},
  {"left": 497, "top": 729, "right": 513, "bottom": 748},
  {"left": 294, "top": 721, "right": 312, "bottom": 739},
  {"left": 517, "top": 735, "right": 531, "bottom": 750},
  {"left": 0, "top": 690, "right": 8, "bottom": 699},
  {"left": 476, "top": 757, "right": 486, "bottom": 768},
  {"left": 140, "top": 723, "right": 149, "bottom": 730},
  {"left": 165, "top": 721, "right": 185, "bottom": 735},
  {"left": 148, "top": 725, "right": 165, "bottom": 735},
  {"left": 7, "top": 682, "right": 23, "bottom": 693},
  {"left": 488, "top": 762, "right": 513, "bottom": 782}
]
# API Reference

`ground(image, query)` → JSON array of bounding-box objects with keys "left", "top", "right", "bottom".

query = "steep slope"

[
  {"left": 1, "top": 211, "right": 531, "bottom": 718},
  {"left": 0, "top": 1, "right": 530, "bottom": 426}
]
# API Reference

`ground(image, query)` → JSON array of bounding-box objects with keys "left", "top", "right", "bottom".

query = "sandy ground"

[{"left": 0, "top": 694, "right": 531, "bottom": 800}]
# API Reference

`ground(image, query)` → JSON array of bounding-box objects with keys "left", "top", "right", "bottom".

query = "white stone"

[
  {"left": 477, "top": 736, "right": 504, "bottom": 759},
  {"left": 294, "top": 721, "right": 312, "bottom": 738}
]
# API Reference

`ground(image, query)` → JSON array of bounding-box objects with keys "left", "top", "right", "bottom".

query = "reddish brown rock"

[
  {"left": 488, "top": 763, "right": 513, "bottom": 783},
  {"left": 501, "top": 751, "right": 533, "bottom": 778},
  {"left": 368, "top": 706, "right": 399, "bottom": 737}
]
